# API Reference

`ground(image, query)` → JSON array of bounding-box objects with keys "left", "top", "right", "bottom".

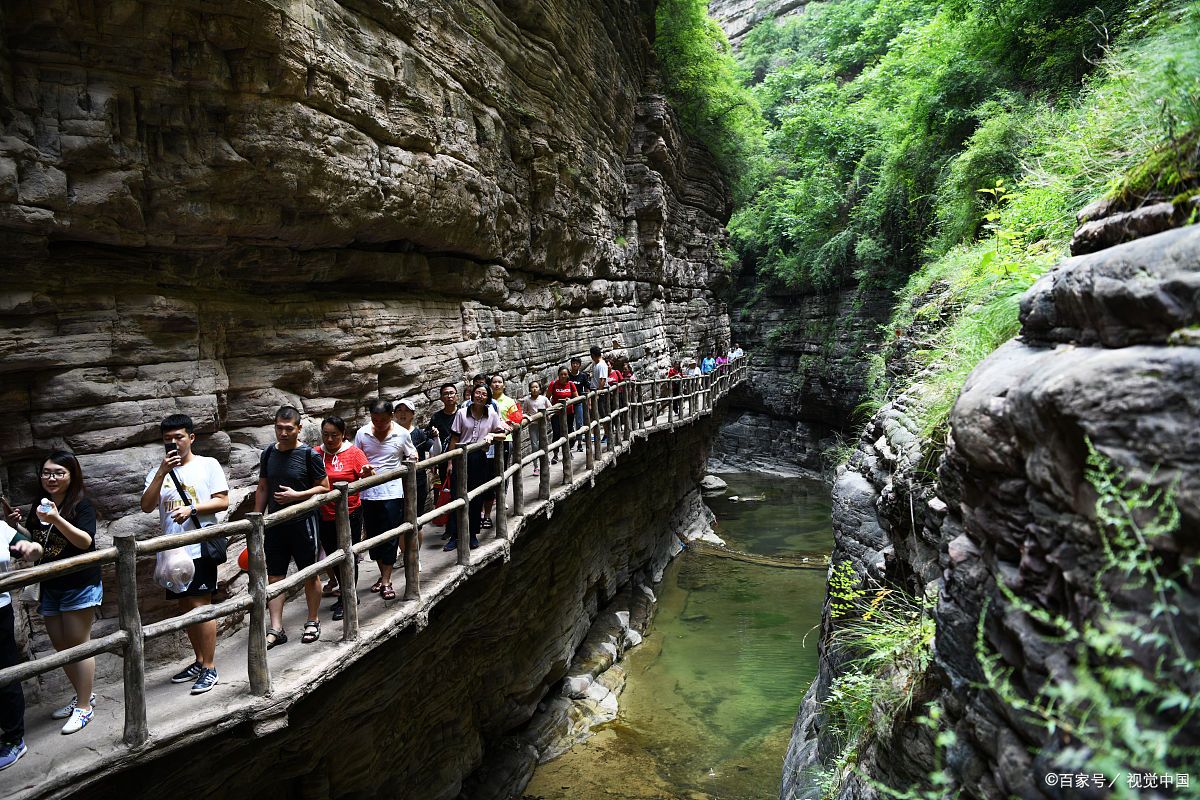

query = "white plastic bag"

[{"left": 155, "top": 547, "right": 194, "bottom": 592}]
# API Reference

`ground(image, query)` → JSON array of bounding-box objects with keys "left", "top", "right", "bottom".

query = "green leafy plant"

[
  {"left": 819, "top": 576, "right": 939, "bottom": 797},
  {"left": 976, "top": 441, "right": 1199, "bottom": 796}
]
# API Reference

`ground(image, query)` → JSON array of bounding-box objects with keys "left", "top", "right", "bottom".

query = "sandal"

[
  {"left": 370, "top": 580, "right": 384, "bottom": 593},
  {"left": 321, "top": 581, "right": 340, "bottom": 597},
  {"left": 480, "top": 516, "right": 493, "bottom": 529},
  {"left": 301, "top": 619, "right": 320, "bottom": 644},
  {"left": 380, "top": 584, "right": 396, "bottom": 601},
  {"left": 266, "top": 628, "right": 287, "bottom": 649}
]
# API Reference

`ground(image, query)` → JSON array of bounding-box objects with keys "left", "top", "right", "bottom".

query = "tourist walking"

[
  {"left": 9, "top": 452, "right": 102, "bottom": 734},
  {"left": 354, "top": 400, "right": 416, "bottom": 602},
  {"left": 700, "top": 354, "right": 716, "bottom": 375},
  {"left": 443, "top": 385, "right": 509, "bottom": 552},
  {"left": 394, "top": 399, "right": 431, "bottom": 521},
  {"left": 0, "top": 519, "right": 42, "bottom": 768},
  {"left": 255, "top": 406, "right": 330, "bottom": 648},
  {"left": 140, "top": 414, "right": 229, "bottom": 695},
  {"left": 568, "top": 357, "right": 591, "bottom": 451},
  {"left": 484, "top": 375, "right": 518, "bottom": 527},
  {"left": 317, "top": 416, "right": 370, "bottom": 621},
  {"left": 546, "top": 367, "right": 577, "bottom": 463},
  {"left": 522, "top": 380, "right": 551, "bottom": 475}
]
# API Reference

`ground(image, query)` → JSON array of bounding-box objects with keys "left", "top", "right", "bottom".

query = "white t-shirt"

[
  {"left": 591, "top": 359, "right": 609, "bottom": 389},
  {"left": 144, "top": 456, "right": 229, "bottom": 559},
  {"left": 355, "top": 423, "right": 416, "bottom": 500}
]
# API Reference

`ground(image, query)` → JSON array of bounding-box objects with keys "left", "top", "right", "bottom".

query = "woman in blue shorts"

[{"left": 21, "top": 452, "right": 101, "bottom": 735}]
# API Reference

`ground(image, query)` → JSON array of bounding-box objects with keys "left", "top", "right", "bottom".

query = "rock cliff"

[
  {"left": 782, "top": 224, "right": 1200, "bottom": 798},
  {"left": 708, "top": 0, "right": 808, "bottom": 48},
  {"left": 712, "top": 284, "right": 892, "bottom": 476},
  {"left": 0, "top": 0, "right": 733, "bottom": 687}
]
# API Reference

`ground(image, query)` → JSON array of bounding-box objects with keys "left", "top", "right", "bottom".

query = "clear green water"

[{"left": 524, "top": 472, "right": 831, "bottom": 800}]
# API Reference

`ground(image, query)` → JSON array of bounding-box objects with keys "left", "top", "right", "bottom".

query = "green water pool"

[{"left": 523, "top": 472, "right": 832, "bottom": 799}]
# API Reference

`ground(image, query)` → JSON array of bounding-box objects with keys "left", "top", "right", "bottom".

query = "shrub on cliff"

[
  {"left": 727, "top": 0, "right": 1179, "bottom": 292},
  {"left": 654, "top": 0, "right": 766, "bottom": 201}
]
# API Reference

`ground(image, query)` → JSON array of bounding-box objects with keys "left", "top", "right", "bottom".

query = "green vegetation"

[
  {"left": 977, "top": 442, "right": 1199, "bottom": 797},
  {"left": 654, "top": 0, "right": 765, "bottom": 201},
  {"left": 820, "top": 573, "right": 938, "bottom": 797},
  {"left": 814, "top": 444, "right": 1196, "bottom": 797},
  {"left": 656, "top": 0, "right": 1200, "bottom": 445}
]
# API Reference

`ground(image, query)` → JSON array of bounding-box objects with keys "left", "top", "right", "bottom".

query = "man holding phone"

[{"left": 140, "top": 414, "right": 229, "bottom": 695}]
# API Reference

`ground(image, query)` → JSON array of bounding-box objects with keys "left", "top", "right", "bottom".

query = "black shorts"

[
  {"left": 264, "top": 515, "right": 320, "bottom": 577},
  {"left": 166, "top": 556, "right": 219, "bottom": 600},
  {"left": 362, "top": 498, "right": 405, "bottom": 564},
  {"left": 318, "top": 509, "right": 363, "bottom": 557}
]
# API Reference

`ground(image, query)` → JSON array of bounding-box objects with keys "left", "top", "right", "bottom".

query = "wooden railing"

[{"left": 0, "top": 359, "right": 749, "bottom": 746}]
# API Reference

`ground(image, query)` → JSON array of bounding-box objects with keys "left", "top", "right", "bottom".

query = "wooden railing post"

[
  {"left": 591, "top": 391, "right": 604, "bottom": 463},
  {"left": 455, "top": 448, "right": 471, "bottom": 565},
  {"left": 652, "top": 377, "right": 660, "bottom": 427},
  {"left": 403, "top": 464, "right": 420, "bottom": 600},
  {"left": 511, "top": 424, "right": 525, "bottom": 517},
  {"left": 113, "top": 532, "right": 147, "bottom": 746},
  {"left": 537, "top": 413, "right": 551, "bottom": 500},
  {"left": 604, "top": 387, "right": 615, "bottom": 455},
  {"left": 246, "top": 512, "right": 270, "bottom": 696},
  {"left": 583, "top": 394, "right": 596, "bottom": 473},
  {"left": 334, "top": 483, "right": 359, "bottom": 640},
  {"left": 561, "top": 403, "right": 575, "bottom": 484},
  {"left": 494, "top": 437, "right": 509, "bottom": 540}
]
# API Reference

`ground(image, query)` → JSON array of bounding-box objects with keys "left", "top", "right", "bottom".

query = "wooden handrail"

[{"left": 0, "top": 362, "right": 751, "bottom": 748}]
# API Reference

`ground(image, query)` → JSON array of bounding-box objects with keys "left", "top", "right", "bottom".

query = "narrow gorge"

[{"left": 1, "top": 0, "right": 1198, "bottom": 798}]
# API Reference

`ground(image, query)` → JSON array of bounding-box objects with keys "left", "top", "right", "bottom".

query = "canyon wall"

[
  {"left": 0, "top": 0, "right": 733, "bottom": 681},
  {"left": 709, "top": 0, "right": 807, "bottom": 47},
  {"left": 783, "top": 221, "right": 1200, "bottom": 798},
  {"left": 713, "top": 285, "right": 892, "bottom": 476}
]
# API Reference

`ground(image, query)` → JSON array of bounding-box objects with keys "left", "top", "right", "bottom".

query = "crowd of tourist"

[{"left": 0, "top": 342, "right": 744, "bottom": 769}]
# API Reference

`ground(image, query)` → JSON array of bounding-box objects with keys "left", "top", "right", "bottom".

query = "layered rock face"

[
  {"left": 709, "top": 0, "right": 808, "bottom": 47},
  {"left": 80, "top": 416, "right": 719, "bottom": 800},
  {"left": 783, "top": 225, "right": 1200, "bottom": 799},
  {"left": 0, "top": 0, "right": 733, "bottom": 674},
  {"left": 712, "top": 286, "right": 892, "bottom": 476}
]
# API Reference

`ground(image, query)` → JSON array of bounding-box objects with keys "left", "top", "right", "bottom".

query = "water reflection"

[{"left": 523, "top": 472, "right": 832, "bottom": 800}]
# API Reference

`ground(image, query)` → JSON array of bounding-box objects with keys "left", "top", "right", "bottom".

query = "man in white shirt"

[
  {"left": 354, "top": 400, "right": 416, "bottom": 602},
  {"left": 731, "top": 344, "right": 744, "bottom": 359},
  {"left": 140, "top": 414, "right": 229, "bottom": 695}
]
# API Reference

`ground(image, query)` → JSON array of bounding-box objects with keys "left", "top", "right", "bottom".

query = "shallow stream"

[{"left": 523, "top": 472, "right": 832, "bottom": 799}]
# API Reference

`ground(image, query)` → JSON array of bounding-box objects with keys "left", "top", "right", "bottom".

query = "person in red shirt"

[
  {"left": 666, "top": 361, "right": 683, "bottom": 415},
  {"left": 546, "top": 366, "right": 578, "bottom": 464},
  {"left": 318, "top": 415, "right": 372, "bottom": 621}
]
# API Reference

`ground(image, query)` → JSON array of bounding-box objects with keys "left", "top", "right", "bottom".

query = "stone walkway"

[{"left": 0, "top": 415, "right": 693, "bottom": 798}]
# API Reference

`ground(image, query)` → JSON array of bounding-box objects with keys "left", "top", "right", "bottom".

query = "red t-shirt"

[
  {"left": 320, "top": 444, "right": 371, "bottom": 520},
  {"left": 548, "top": 379, "right": 576, "bottom": 403}
]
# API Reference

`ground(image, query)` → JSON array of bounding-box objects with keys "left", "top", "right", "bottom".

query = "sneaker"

[
  {"left": 551, "top": 456, "right": 559, "bottom": 465},
  {"left": 170, "top": 662, "right": 203, "bottom": 684},
  {"left": 331, "top": 601, "right": 344, "bottom": 621},
  {"left": 51, "top": 693, "right": 95, "bottom": 720},
  {"left": 469, "top": 537, "right": 481, "bottom": 549},
  {"left": 532, "top": 465, "right": 540, "bottom": 476},
  {"left": 60, "top": 706, "right": 93, "bottom": 735},
  {"left": 442, "top": 539, "right": 457, "bottom": 552},
  {"left": 0, "top": 739, "right": 27, "bottom": 771},
  {"left": 190, "top": 668, "right": 218, "bottom": 695}
]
